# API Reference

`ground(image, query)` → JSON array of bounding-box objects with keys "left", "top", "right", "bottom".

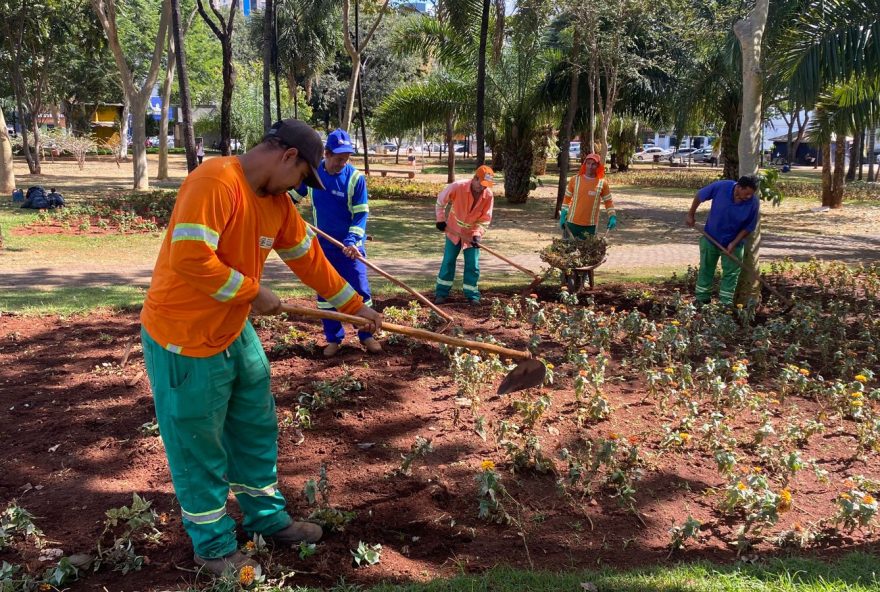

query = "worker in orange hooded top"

[{"left": 560, "top": 153, "right": 617, "bottom": 238}]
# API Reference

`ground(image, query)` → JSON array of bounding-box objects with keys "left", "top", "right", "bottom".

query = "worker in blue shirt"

[
  {"left": 685, "top": 175, "right": 760, "bottom": 305},
  {"left": 295, "top": 129, "right": 381, "bottom": 356}
]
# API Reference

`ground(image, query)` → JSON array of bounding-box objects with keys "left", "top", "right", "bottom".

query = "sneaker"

[
  {"left": 434, "top": 296, "right": 447, "bottom": 304},
  {"left": 193, "top": 550, "right": 259, "bottom": 577},
  {"left": 265, "top": 521, "right": 323, "bottom": 545},
  {"left": 362, "top": 337, "right": 382, "bottom": 354},
  {"left": 323, "top": 342, "right": 341, "bottom": 357}
]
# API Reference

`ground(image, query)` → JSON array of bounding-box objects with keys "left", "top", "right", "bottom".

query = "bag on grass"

[
  {"left": 22, "top": 186, "right": 49, "bottom": 209},
  {"left": 47, "top": 191, "right": 65, "bottom": 208}
]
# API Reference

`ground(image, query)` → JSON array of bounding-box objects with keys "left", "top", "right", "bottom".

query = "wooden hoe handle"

[
  {"left": 306, "top": 222, "right": 453, "bottom": 323},
  {"left": 279, "top": 303, "right": 531, "bottom": 360}
]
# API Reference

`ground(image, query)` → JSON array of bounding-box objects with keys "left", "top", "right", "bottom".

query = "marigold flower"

[
  {"left": 481, "top": 459, "right": 496, "bottom": 471},
  {"left": 664, "top": 367, "right": 674, "bottom": 374},
  {"left": 670, "top": 320, "right": 681, "bottom": 326},
  {"left": 778, "top": 488, "right": 793, "bottom": 512},
  {"left": 840, "top": 492, "right": 852, "bottom": 501},
  {"left": 470, "top": 349, "right": 480, "bottom": 355},
  {"left": 39, "top": 585, "right": 52, "bottom": 592},
  {"left": 799, "top": 368, "right": 810, "bottom": 376},
  {"left": 855, "top": 375, "right": 868, "bottom": 383},
  {"left": 245, "top": 540, "right": 256, "bottom": 551},
  {"left": 608, "top": 432, "right": 620, "bottom": 440},
  {"left": 851, "top": 392, "right": 863, "bottom": 398},
  {"left": 793, "top": 522, "right": 803, "bottom": 532},
  {"left": 158, "top": 512, "right": 169, "bottom": 524},
  {"left": 579, "top": 369, "right": 588, "bottom": 377},
  {"left": 239, "top": 564, "right": 256, "bottom": 586},
  {"left": 863, "top": 494, "right": 875, "bottom": 505},
  {"left": 628, "top": 436, "right": 640, "bottom": 445},
  {"left": 679, "top": 432, "right": 691, "bottom": 444},
  {"left": 737, "top": 481, "right": 748, "bottom": 491},
  {"left": 769, "top": 399, "right": 780, "bottom": 404},
  {"left": 736, "top": 303, "right": 744, "bottom": 309},
  {"left": 852, "top": 400, "right": 864, "bottom": 408},
  {"left": 545, "top": 362, "right": 554, "bottom": 369}
]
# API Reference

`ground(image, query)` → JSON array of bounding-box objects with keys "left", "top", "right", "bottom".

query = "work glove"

[
  {"left": 607, "top": 215, "right": 618, "bottom": 230},
  {"left": 436, "top": 221, "right": 447, "bottom": 232},
  {"left": 471, "top": 235, "right": 481, "bottom": 248},
  {"left": 559, "top": 209, "right": 568, "bottom": 229}
]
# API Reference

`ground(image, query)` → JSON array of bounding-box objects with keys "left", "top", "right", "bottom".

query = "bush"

[{"left": 367, "top": 177, "right": 446, "bottom": 201}]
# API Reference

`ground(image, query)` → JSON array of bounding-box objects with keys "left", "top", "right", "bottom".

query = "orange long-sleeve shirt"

[
  {"left": 563, "top": 175, "right": 614, "bottom": 227},
  {"left": 435, "top": 180, "right": 493, "bottom": 249},
  {"left": 141, "top": 157, "right": 363, "bottom": 357}
]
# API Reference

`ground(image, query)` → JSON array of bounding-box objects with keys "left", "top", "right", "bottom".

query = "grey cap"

[{"left": 266, "top": 119, "right": 326, "bottom": 190}]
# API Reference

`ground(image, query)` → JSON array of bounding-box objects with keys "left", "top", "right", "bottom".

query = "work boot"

[
  {"left": 193, "top": 550, "right": 259, "bottom": 577},
  {"left": 266, "top": 521, "right": 323, "bottom": 545},
  {"left": 466, "top": 298, "right": 480, "bottom": 306},
  {"left": 323, "top": 342, "right": 341, "bottom": 357},
  {"left": 434, "top": 296, "right": 447, "bottom": 305},
  {"left": 362, "top": 337, "right": 383, "bottom": 354}
]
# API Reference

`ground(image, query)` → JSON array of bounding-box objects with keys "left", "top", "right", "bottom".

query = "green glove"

[
  {"left": 559, "top": 209, "right": 568, "bottom": 229},
  {"left": 607, "top": 215, "right": 617, "bottom": 230}
]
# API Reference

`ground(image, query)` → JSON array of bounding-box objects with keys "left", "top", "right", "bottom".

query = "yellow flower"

[
  {"left": 245, "top": 540, "right": 256, "bottom": 551},
  {"left": 863, "top": 494, "right": 875, "bottom": 505},
  {"left": 664, "top": 367, "right": 674, "bottom": 374},
  {"left": 855, "top": 375, "right": 868, "bottom": 383},
  {"left": 679, "top": 432, "right": 691, "bottom": 444},
  {"left": 579, "top": 369, "right": 588, "bottom": 377},
  {"left": 852, "top": 400, "right": 864, "bottom": 408},
  {"left": 840, "top": 492, "right": 852, "bottom": 501},
  {"left": 480, "top": 459, "right": 496, "bottom": 471},
  {"left": 737, "top": 481, "right": 748, "bottom": 491},
  {"left": 778, "top": 488, "right": 793, "bottom": 512},
  {"left": 608, "top": 432, "right": 620, "bottom": 440},
  {"left": 852, "top": 392, "right": 863, "bottom": 398},
  {"left": 239, "top": 565, "right": 256, "bottom": 586},
  {"left": 736, "top": 303, "right": 744, "bottom": 309},
  {"left": 39, "top": 585, "right": 52, "bottom": 592},
  {"left": 545, "top": 362, "right": 554, "bottom": 369},
  {"left": 798, "top": 368, "right": 810, "bottom": 376},
  {"left": 670, "top": 320, "right": 681, "bottom": 326}
]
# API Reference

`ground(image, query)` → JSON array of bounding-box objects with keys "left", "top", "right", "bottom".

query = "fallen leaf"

[
  {"left": 357, "top": 442, "right": 376, "bottom": 449},
  {"left": 581, "top": 583, "right": 598, "bottom": 592},
  {"left": 48, "top": 444, "right": 60, "bottom": 453}
]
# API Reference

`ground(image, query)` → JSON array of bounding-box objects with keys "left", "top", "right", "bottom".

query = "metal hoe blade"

[{"left": 497, "top": 358, "right": 547, "bottom": 395}]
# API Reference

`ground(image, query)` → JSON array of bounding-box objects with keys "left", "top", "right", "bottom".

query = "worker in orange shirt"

[
  {"left": 140, "top": 119, "right": 382, "bottom": 577},
  {"left": 560, "top": 153, "right": 617, "bottom": 238},
  {"left": 434, "top": 165, "right": 494, "bottom": 304}
]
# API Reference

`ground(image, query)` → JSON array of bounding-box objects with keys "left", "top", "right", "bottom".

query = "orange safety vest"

[{"left": 435, "top": 180, "right": 493, "bottom": 249}]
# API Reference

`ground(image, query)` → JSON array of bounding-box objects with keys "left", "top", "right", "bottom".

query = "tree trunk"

[
  {"left": 721, "top": 117, "right": 739, "bottom": 180},
  {"left": 846, "top": 128, "right": 861, "bottom": 182},
  {"left": 830, "top": 133, "right": 846, "bottom": 208},
  {"left": 555, "top": 34, "right": 580, "bottom": 217},
  {"left": 503, "top": 123, "right": 533, "bottom": 204},
  {"left": 0, "top": 108, "right": 15, "bottom": 193},
  {"left": 340, "top": 0, "right": 390, "bottom": 131},
  {"left": 130, "top": 95, "right": 151, "bottom": 190},
  {"left": 342, "top": 56, "right": 361, "bottom": 132},
  {"left": 791, "top": 112, "right": 808, "bottom": 164},
  {"left": 868, "top": 128, "right": 876, "bottom": 182},
  {"left": 158, "top": 39, "right": 175, "bottom": 180},
  {"left": 821, "top": 143, "right": 832, "bottom": 206},
  {"left": 15, "top": 103, "right": 37, "bottom": 174},
  {"left": 475, "top": 0, "right": 489, "bottom": 166},
  {"left": 445, "top": 116, "right": 455, "bottom": 183},
  {"left": 733, "top": 0, "right": 768, "bottom": 178},
  {"left": 119, "top": 97, "right": 131, "bottom": 160},
  {"left": 858, "top": 129, "right": 865, "bottom": 181},
  {"left": 732, "top": 0, "right": 769, "bottom": 306},
  {"left": 356, "top": 64, "right": 370, "bottom": 174},
  {"left": 171, "top": 0, "right": 197, "bottom": 171},
  {"left": 262, "top": 0, "right": 273, "bottom": 132}
]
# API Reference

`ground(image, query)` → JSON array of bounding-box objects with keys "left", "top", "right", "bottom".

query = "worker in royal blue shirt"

[
  {"left": 294, "top": 129, "right": 381, "bottom": 356},
  {"left": 685, "top": 175, "right": 760, "bottom": 305}
]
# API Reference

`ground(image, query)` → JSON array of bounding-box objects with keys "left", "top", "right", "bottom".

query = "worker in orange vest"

[{"left": 560, "top": 153, "right": 617, "bottom": 238}]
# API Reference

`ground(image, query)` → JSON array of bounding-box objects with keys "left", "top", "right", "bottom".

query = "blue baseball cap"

[{"left": 325, "top": 129, "right": 356, "bottom": 154}]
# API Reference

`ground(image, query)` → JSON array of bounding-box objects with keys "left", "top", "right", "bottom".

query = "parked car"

[
  {"left": 673, "top": 147, "right": 699, "bottom": 160},
  {"left": 691, "top": 147, "right": 719, "bottom": 164},
  {"left": 569, "top": 141, "right": 582, "bottom": 159},
  {"left": 382, "top": 142, "right": 398, "bottom": 152},
  {"left": 633, "top": 146, "right": 673, "bottom": 161}
]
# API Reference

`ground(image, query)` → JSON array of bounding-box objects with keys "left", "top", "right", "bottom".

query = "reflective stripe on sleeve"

[
  {"left": 212, "top": 269, "right": 245, "bottom": 302},
  {"left": 275, "top": 227, "right": 315, "bottom": 261},
  {"left": 351, "top": 203, "right": 369, "bottom": 214},
  {"left": 327, "top": 284, "right": 357, "bottom": 309},
  {"left": 317, "top": 300, "right": 336, "bottom": 310},
  {"left": 348, "top": 226, "right": 365, "bottom": 237},
  {"left": 171, "top": 223, "right": 219, "bottom": 250}
]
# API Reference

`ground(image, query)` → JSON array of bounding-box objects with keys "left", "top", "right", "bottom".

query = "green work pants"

[
  {"left": 141, "top": 322, "right": 291, "bottom": 559},
  {"left": 435, "top": 237, "right": 481, "bottom": 301},
  {"left": 564, "top": 222, "right": 596, "bottom": 239},
  {"left": 696, "top": 236, "right": 744, "bottom": 305}
]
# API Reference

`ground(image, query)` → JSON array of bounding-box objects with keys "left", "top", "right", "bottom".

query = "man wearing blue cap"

[{"left": 294, "top": 129, "right": 381, "bottom": 356}]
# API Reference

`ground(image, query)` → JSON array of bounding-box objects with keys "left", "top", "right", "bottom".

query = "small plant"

[
  {"left": 299, "top": 369, "right": 363, "bottom": 410},
  {"left": 835, "top": 488, "right": 878, "bottom": 531},
  {"left": 351, "top": 541, "right": 382, "bottom": 567},
  {"left": 298, "top": 541, "right": 317, "bottom": 560},
  {"left": 397, "top": 436, "right": 433, "bottom": 476},
  {"left": 475, "top": 460, "right": 512, "bottom": 524},
  {"left": 668, "top": 515, "right": 701, "bottom": 554},
  {"left": 94, "top": 493, "right": 161, "bottom": 574},
  {"left": 0, "top": 503, "right": 45, "bottom": 550},
  {"left": 139, "top": 419, "right": 159, "bottom": 436}
]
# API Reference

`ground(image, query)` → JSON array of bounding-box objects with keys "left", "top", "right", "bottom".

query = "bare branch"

[{"left": 196, "top": 0, "right": 223, "bottom": 39}]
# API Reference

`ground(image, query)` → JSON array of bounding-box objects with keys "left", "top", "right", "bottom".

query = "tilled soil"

[{"left": 2, "top": 289, "right": 879, "bottom": 590}]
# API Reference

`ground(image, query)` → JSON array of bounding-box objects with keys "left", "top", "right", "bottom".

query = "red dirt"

[{"left": 1, "top": 289, "right": 879, "bottom": 590}]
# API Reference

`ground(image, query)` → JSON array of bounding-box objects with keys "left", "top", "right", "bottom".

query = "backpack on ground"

[
  {"left": 46, "top": 190, "right": 65, "bottom": 209},
  {"left": 21, "top": 186, "right": 49, "bottom": 209}
]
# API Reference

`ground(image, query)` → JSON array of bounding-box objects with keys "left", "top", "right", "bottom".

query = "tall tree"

[
  {"left": 261, "top": 0, "right": 274, "bottom": 130},
  {"left": 0, "top": 106, "right": 14, "bottom": 193},
  {"left": 92, "top": 0, "right": 171, "bottom": 190},
  {"left": 197, "top": 0, "right": 238, "bottom": 154},
  {"left": 172, "top": 0, "right": 197, "bottom": 170},
  {"left": 158, "top": 4, "right": 198, "bottom": 179},
  {"left": 340, "top": 0, "right": 391, "bottom": 130}
]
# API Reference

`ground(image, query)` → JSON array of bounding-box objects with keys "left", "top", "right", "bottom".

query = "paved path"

[{"left": 4, "top": 196, "right": 879, "bottom": 290}]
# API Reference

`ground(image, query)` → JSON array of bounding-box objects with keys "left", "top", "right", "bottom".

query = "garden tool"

[
  {"left": 449, "top": 229, "right": 546, "bottom": 293},
  {"left": 279, "top": 303, "right": 545, "bottom": 394},
  {"left": 306, "top": 222, "right": 454, "bottom": 325},
  {"left": 694, "top": 225, "right": 795, "bottom": 312}
]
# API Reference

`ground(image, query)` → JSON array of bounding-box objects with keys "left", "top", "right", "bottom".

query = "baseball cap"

[
  {"left": 326, "top": 129, "right": 356, "bottom": 154},
  {"left": 475, "top": 165, "right": 495, "bottom": 187},
  {"left": 265, "top": 119, "right": 326, "bottom": 190}
]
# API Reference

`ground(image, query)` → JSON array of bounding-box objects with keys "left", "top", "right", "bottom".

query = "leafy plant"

[{"left": 351, "top": 541, "right": 382, "bottom": 567}]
